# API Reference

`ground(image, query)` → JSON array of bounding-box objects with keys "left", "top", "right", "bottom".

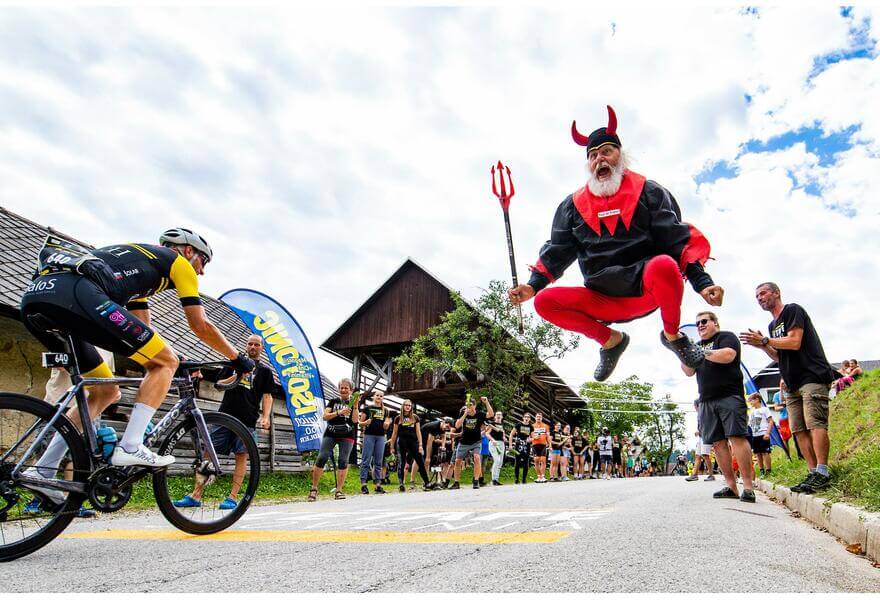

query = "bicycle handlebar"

[{"left": 177, "top": 359, "right": 246, "bottom": 391}]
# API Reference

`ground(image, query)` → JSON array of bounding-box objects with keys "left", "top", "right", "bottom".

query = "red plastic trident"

[{"left": 490, "top": 161, "right": 524, "bottom": 334}]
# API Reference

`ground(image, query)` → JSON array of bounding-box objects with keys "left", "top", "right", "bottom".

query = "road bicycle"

[{"left": 0, "top": 320, "right": 260, "bottom": 561}]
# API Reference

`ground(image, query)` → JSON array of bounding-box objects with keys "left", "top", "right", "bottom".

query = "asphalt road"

[{"left": 3, "top": 476, "right": 879, "bottom": 593}]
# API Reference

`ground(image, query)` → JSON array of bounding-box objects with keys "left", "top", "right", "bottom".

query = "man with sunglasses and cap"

[
  {"left": 509, "top": 105, "right": 723, "bottom": 382},
  {"left": 683, "top": 311, "right": 755, "bottom": 502}
]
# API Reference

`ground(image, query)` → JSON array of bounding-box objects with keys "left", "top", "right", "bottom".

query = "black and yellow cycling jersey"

[
  {"left": 36, "top": 236, "right": 201, "bottom": 309},
  {"left": 22, "top": 238, "right": 203, "bottom": 373}
]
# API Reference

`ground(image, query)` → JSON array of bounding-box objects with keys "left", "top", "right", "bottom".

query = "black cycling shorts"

[{"left": 20, "top": 273, "right": 167, "bottom": 375}]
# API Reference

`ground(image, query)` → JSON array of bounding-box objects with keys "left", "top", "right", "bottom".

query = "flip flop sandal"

[
  {"left": 307, "top": 488, "right": 318, "bottom": 502},
  {"left": 334, "top": 490, "right": 346, "bottom": 500}
]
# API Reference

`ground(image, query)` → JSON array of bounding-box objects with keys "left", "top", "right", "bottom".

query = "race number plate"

[{"left": 41, "top": 353, "right": 71, "bottom": 368}]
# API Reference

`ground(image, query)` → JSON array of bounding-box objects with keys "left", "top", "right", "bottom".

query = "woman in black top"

[
  {"left": 309, "top": 378, "right": 359, "bottom": 501},
  {"left": 571, "top": 428, "right": 588, "bottom": 480},
  {"left": 549, "top": 422, "right": 564, "bottom": 482},
  {"left": 389, "top": 399, "right": 435, "bottom": 492},
  {"left": 560, "top": 424, "right": 573, "bottom": 481},
  {"left": 486, "top": 411, "right": 506, "bottom": 486},
  {"left": 358, "top": 390, "right": 391, "bottom": 495},
  {"left": 508, "top": 413, "right": 533, "bottom": 484}
]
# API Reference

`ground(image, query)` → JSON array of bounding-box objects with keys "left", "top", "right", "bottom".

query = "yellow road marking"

[{"left": 62, "top": 529, "right": 570, "bottom": 545}]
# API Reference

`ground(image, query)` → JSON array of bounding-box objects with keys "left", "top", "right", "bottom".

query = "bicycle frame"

[{"left": 6, "top": 339, "right": 224, "bottom": 497}]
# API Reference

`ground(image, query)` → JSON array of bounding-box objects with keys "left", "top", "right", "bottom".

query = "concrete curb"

[{"left": 756, "top": 479, "right": 879, "bottom": 563}]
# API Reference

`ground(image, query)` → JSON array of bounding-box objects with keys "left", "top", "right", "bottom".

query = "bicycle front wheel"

[
  {"left": 0, "top": 393, "right": 89, "bottom": 562},
  {"left": 152, "top": 411, "right": 260, "bottom": 535}
]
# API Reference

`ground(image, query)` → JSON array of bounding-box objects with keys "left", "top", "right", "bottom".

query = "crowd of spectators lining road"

[{"left": 309, "top": 382, "right": 663, "bottom": 500}]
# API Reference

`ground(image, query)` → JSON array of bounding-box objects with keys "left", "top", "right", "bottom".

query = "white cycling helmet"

[{"left": 159, "top": 227, "right": 213, "bottom": 262}]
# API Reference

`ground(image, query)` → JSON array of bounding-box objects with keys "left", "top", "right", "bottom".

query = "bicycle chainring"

[{"left": 88, "top": 467, "right": 133, "bottom": 513}]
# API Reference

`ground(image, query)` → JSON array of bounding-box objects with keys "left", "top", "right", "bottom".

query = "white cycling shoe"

[
  {"left": 21, "top": 467, "right": 67, "bottom": 505},
  {"left": 111, "top": 444, "right": 175, "bottom": 468}
]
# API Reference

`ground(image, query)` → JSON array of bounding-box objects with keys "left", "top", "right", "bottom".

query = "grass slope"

[
  {"left": 765, "top": 370, "right": 880, "bottom": 511},
  {"left": 121, "top": 463, "right": 529, "bottom": 511}
]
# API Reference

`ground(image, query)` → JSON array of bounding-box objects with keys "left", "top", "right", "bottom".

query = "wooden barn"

[{"left": 320, "top": 258, "right": 583, "bottom": 422}]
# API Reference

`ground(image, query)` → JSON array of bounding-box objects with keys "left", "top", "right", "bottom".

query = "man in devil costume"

[{"left": 509, "top": 106, "right": 724, "bottom": 381}]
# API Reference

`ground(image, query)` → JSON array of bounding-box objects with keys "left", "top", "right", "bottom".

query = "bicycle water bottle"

[{"left": 95, "top": 424, "right": 118, "bottom": 461}]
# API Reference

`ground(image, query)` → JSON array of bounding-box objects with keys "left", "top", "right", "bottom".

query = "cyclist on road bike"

[{"left": 19, "top": 228, "right": 254, "bottom": 503}]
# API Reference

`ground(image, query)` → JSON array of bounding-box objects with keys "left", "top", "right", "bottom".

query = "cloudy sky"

[{"left": 2, "top": 6, "right": 877, "bottom": 440}]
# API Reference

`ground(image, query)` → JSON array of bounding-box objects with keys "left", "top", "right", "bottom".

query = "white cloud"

[{"left": 0, "top": 6, "right": 877, "bottom": 446}]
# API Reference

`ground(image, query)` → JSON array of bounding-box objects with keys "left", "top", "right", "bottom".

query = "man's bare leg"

[{"left": 713, "top": 441, "right": 737, "bottom": 494}]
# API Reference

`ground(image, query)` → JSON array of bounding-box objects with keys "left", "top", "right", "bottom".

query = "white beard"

[{"left": 587, "top": 161, "right": 626, "bottom": 197}]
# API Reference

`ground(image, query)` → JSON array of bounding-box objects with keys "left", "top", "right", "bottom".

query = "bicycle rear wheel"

[
  {"left": 152, "top": 411, "right": 260, "bottom": 535},
  {"left": 0, "top": 393, "right": 89, "bottom": 562}
]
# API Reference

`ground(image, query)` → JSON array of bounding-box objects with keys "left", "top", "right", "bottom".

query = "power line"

[
  {"left": 574, "top": 408, "right": 693, "bottom": 415},
  {"left": 580, "top": 396, "right": 695, "bottom": 406}
]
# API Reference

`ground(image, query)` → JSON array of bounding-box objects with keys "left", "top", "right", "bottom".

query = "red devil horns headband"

[{"left": 571, "top": 105, "right": 619, "bottom": 148}]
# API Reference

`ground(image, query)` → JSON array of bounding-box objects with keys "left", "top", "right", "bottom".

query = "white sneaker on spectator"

[{"left": 111, "top": 444, "right": 175, "bottom": 467}]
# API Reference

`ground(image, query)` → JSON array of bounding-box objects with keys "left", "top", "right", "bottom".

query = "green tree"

[
  {"left": 577, "top": 375, "right": 655, "bottom": 437},
  {"left": 639, "top": 394, "right": 687, "bottom": 471},
  {"left": 576, "top": 377, "right": 687, "bottom": 469},
  {"left": 395, "top": 280, "right": 579, "bottom": 413}
]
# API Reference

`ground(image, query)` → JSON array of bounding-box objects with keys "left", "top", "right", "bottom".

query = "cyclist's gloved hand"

[{"left": 231, "top": 351, "right": 255, "bottom": 374}]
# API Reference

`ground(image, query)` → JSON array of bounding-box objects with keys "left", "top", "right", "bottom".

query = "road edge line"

[{"left": 755, "top": 478, "right": 880, "bottom": 563}]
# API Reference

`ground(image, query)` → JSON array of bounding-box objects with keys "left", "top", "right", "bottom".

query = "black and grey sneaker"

[
  {"left": 594, "top": 332, "right": 630, "bottom": 382},
  {"left": 472, "top": 479, "right": 480, "bottom": 489},
  {"left": 449, "top": 481, "right": 460, "bottom": 490},
  {"left": 374, "top": 485, "right": 386, "bottom": 494},
  {"left": 801, "top": 472, "right": 831, "bottom": 494},
  {"left": 361, "top": 484, "right": 369, "bottom": 495},
  {"left": 790, "top": 473, "right": 818, "bottom": 493},
  {"left": 659, "top": 331, "right": 705, "bottom": 369},
  {"left": 712, "top": 486, "right": 738, "bottom": 499},
  {"left": 740, "top": 489, "right": 756, "bottom": 503}
]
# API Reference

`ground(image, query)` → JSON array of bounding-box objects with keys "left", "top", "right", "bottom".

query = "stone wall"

[{"left": 0, "top": 315, "right": 50, "bottom": 398}]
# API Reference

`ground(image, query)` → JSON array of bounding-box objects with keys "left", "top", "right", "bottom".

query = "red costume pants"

[{"left": 533, "top": 255, "right": 683, "bottom": 346}]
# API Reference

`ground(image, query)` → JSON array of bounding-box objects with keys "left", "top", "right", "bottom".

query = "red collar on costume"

[{"left": 572, "top": 170, "right": 647, "bottom": 236}]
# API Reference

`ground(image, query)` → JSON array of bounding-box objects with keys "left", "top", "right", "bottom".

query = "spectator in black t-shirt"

[
  {"left": 388, "top": 399, "right": 434, "bottom": 491},
  {"left": 451, "top": 395, "right": 494, "bottom": 489},
  {"left": 508, "top": 413, "right": 533, "bottom": 484},
  {"left": 683, "top": 311, "right": 755, "bottom": 503},
  {"left": 309, "top": 378, "right": 359, "bottom": 501},
  {"left": 740, "top": 282, "right": 835, "bottom": 494},
  {"left": 358, "top": 390, "right": 391, "bottom": 495},
  {"left": 174, "top": 335, "right": 275, "bottom": 510},
  {"left": 486, "top": 411, "right": 506, "bottom": 486}
]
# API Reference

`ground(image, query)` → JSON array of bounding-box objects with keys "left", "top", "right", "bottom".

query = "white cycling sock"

[
  {"left": 34, "top": 432, "right": 69, "bottom": 478},
  {"left": 120, "top": 403, "right": 156, "bottom": 452}
]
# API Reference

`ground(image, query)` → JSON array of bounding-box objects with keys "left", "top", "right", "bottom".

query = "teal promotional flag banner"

[{"left": 220, "top": 288, "right": 326, "bottom": 451}]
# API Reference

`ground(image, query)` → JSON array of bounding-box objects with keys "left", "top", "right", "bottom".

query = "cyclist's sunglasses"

[
  {"left": 696, "top": 318, "right": 714, "bottom": 326},
  {"left": 197, "top": 251, "right": 211, "bottom": 266}
]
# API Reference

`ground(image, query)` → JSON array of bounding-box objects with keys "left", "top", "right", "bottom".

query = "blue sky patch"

[
  {"left": 695, "top": 125, "right": 860, "bottom": 186},
  {"left": 742, "top": 125, "right": 859, "bottom": 166},
  {"left": 694, "top": 160, "right": 738, "bottom": 185},
  {"left": 808, "top": 11, "right": 875, "bottom": 82}
]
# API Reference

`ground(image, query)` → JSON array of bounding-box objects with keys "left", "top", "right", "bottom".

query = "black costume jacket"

[{"left": 527, "top": 171, "right": 713, "bottom": 298}]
